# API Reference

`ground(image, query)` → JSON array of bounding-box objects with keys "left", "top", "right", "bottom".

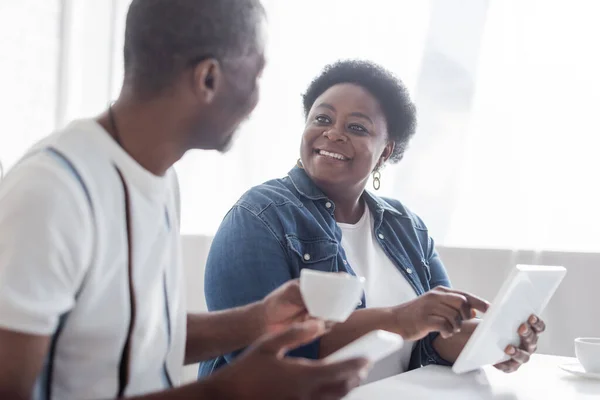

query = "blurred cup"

[
  {"left": 575, "top": 337, "right": 600, "bottom": 373},
  {"left": 300, "top": 269, "right": 365, "bottom": 323}
]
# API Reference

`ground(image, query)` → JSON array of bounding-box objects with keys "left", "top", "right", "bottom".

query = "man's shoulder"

[
  {"left": 0, "top": 157, "right": 94, "bottom": 236},
  {"left": 2, "top": 149, "right": 88, "bottom": 200},
  {"left": 27, "top": 119, "right": 105, "bottom": 153},
  {"left": 0, "top": 120, "right": 110, "bottom": 218}
]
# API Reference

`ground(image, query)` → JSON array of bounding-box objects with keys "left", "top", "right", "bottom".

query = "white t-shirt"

[
  {"left": 0, "top": 119, "right": 186, "bottom": 399},
  {"left": 338, "top": 205, "right": 417, "bottom": 383}
]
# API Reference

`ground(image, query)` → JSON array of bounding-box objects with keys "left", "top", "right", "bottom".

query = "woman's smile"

[{"left": 314, "top": 149, "right": 351, "bottom": 162}]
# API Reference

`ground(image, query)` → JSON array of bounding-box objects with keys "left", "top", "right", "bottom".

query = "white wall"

[
  {"left": 182, "top": 236, "right": 213, "bottom": 314},
  {"left": 181, "top": 236, "right": 212, "bottom": 382},
  {"left": 181, "top": 234, "right": 600, "bottom": 382}
]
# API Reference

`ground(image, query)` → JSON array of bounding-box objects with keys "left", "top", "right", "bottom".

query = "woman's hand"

[
  {"left": 392, "top": 286, "right": 490, "bottom": 341},
  {"left": 494, "top": 314, "right": 546, "bottom": 373}
]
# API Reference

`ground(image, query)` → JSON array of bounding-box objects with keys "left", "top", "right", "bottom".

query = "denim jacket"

[{"left": 198, "top": 166, "right": 452, "bottom": 378}]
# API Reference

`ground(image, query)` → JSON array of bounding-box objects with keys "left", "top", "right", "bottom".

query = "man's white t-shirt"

[
  {"left": 338, "top": 205, "right": 417, "bottom": 383},
  {"left": 0, "top": 119, "right": 186, "bottom": 399}
]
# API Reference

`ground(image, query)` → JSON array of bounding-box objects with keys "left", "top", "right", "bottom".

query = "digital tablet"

[{"left": 452, "top": 264, "right": 567, "bottom": 374}]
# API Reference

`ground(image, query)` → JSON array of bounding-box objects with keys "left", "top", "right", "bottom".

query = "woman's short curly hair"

[{"left": 302, "top": 60, "right": 417, "bottom": 163}]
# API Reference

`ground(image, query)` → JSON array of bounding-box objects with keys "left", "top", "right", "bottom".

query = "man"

[{"left": 0, "top": 1, "right": 369, "bottom": 399}]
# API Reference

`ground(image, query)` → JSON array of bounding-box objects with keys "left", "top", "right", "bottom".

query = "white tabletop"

[{"left": 345, "top": 355, "right": 600, "bottom": 399}]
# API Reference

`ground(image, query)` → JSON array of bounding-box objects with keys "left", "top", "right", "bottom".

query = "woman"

[{"left": 199, "top": 60, "right": 545, "bottom": 381}]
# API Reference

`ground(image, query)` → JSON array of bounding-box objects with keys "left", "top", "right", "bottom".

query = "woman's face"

[{"left": 300, "top": 83, "right": 393, "bottom": 193}]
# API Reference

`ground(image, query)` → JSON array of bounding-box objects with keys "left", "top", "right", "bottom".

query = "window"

[
  {"left": 423, "top": 0, "right": 600, "bottom": 252},
  {"left": 0, "top": 1, "right": 61, "bottom": 169},
  {"left": 3, "top": 0, "right": 598, "bottom": 252}
]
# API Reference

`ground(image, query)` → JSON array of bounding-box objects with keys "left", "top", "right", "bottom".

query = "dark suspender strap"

[
  {"left": 43, "top": 147, "right": 95, "bottom": 400},
  {"left": 162, "top": 271, "right": 175, "bottom": 388},
  {"left": 115, "top": 166, "right": 136, "bottom": 398}
]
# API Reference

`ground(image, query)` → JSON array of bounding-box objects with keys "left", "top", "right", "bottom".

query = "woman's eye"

[
  {"left": 315, "top": 115, "right": 331, "bottom": 124},
  {"left": 349, "top": 123, "right": 367, "bottom": 133}
]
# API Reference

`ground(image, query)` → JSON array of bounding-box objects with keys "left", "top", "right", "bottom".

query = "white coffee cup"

[
  {"left": 299, "top": 269, "right": 365, "bottom": 323},
  {"left": 575, "top": 337, "right": 600, "bottom": 373}
]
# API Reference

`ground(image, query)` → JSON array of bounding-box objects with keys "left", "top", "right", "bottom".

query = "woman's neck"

[
  {"left": 318, "top": 184, "right": 366, "bottom": 224},
  {"left": 334, "top": 198, "right": 366, "bottom": 224}
]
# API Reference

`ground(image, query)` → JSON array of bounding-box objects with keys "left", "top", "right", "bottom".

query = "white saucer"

[{"left": 559, "top": 362, "right": 600, "bottom": 380}]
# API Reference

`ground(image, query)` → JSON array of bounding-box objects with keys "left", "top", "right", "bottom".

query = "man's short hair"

[{"left": 124, "top": 0, "right": 265, "bottom": 95}]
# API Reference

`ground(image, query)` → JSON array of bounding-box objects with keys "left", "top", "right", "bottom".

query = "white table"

[{"left": 345, "top": 355, "right": 600, "bottom": 399}]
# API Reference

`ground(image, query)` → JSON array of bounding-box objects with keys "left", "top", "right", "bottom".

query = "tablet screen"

[{"left": 452, "top": 264, "right": 566, "bottom": 374}]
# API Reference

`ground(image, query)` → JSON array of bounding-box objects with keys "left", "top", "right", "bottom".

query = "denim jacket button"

[
  {"left": 303, "top": 253, "right": 311, "bottom": 261},
  {"left": 378, "top": 233, "right": 385, "bottom": 240},
  {"left": 343, "top": 260, "right": 348, "bottom": 265},
  {"left": 406, "top": 268, "right": 413, "bottom": 274},
  {"left": 325, "top": 202, "right": 332, "bottom": 209}
]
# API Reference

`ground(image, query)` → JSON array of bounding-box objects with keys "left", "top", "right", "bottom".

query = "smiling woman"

[
  {"left": 199, "top": 60, "right": 545, "bottom": 383},
  {"left": 302, "top": 84, "right": 391, "bottom": 202},
  {"left": 298, "top": 60, "right": 415, "bottom": 223}
]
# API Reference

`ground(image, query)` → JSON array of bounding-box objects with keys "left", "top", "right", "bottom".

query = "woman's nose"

[{"left": 323, "top": 128, "right": 348, "bottom": 143}]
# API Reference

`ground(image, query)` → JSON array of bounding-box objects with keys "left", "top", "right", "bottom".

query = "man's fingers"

[
  {"left": 264, "top": 279, "right": 304, "bottom": 308},
  {"left": 280, "top": 279, "right": 304, "bottom": 306},
  {"left": 298, "top": 318, "right": 335, "bottom": 332},
  {"left": 324, "top": 321, "right": 337, "bottom": 331},
  {"left": 257, "top": 321, "right": 326, "bottom": 356}
]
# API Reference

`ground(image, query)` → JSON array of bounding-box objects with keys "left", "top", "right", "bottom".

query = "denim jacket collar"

[
  {"left": 287, "top": 166, "right": 403, "bottom": 218},
  {"left": 287, "top": 166, "right": 329, "bottom": 201}
]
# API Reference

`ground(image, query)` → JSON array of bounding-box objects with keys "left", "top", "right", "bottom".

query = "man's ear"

[{"left": 192, "top": 59, "right": 222, "bottom": 104}]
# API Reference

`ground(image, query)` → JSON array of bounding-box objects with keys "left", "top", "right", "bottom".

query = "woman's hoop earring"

[
  {"left": 297, "top": 158, "right": 304, "bottom": 169},
  {"left": 372, "top": 169, "right": 381, "bottom": 190}
]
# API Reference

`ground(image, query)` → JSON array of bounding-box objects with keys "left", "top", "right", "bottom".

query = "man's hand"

[
  {"left": 186, "top": 279, "right": 324, "bottom": 364},
  {"left": 260, "top": 279, "right": 314, "bottom": 334},
  {"left": 393, "top": 286, "right": 490, "bottom": 341},
  {"left": 204, "top": 320, "right": 370, "bottom": 400}
]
